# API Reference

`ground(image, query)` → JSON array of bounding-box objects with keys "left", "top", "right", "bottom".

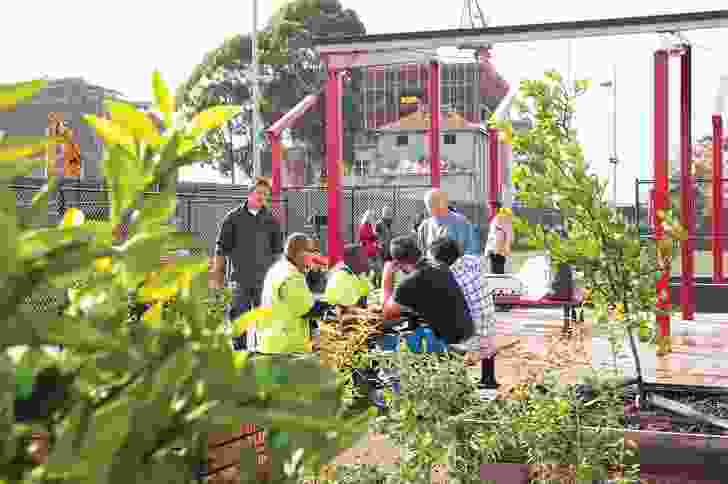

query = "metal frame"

[
  {"left": 313, "top": 10, "right": 728, "bottom": 267},
  {"left": 314, "top": 10, "right": 728, "bottom": 54}
]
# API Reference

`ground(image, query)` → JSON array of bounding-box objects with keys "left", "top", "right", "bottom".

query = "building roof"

[{"left": 378, "top": 110, "right": 483, "bottom": 132}]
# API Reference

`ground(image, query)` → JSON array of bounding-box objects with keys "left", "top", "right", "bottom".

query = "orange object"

[{"left": 47, "top": 112, "right": 81, "bottom": 177}]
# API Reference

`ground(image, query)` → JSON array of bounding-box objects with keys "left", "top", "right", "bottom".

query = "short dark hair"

[
  {"left": 390, "top": 235, "right": 421, "bottom": 265},
  {"left": 254, "top": 177, "right": 272, "bottom": 191},
  {"left": 430, "top": 237, "right": 462, "bottom": 266}
]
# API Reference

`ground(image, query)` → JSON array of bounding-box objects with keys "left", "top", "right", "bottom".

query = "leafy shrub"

[{"left": 0, "top": 75, "right": 368, "bottom": 483}]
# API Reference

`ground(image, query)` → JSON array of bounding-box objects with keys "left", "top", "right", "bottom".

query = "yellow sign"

[{"left": 400, "top": 96, "right": 419, "bottom": 104}]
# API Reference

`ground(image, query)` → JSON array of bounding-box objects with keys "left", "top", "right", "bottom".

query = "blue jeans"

[{"left": 229, "top": 285, "right": 261, "bottom": 350}]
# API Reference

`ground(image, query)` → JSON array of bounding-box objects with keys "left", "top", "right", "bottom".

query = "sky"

[{"left": 3, "top": 0, "right": 727, "bottom": 203}]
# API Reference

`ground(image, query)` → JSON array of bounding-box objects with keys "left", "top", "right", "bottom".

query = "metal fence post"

[{"left": 350, "top": 186, "right": 356, "bottom": 244}]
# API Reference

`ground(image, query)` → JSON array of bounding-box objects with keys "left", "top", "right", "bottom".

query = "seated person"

[
  {"left": 382, "top": 235, "right": 475, "bottom": 347},
  {"left": 429, "top": 237, "right": 500, "bottom": 389},
  {"left": 257, "top": 233, "right": 330, "bottom": 354},
  {"left": 323, "top": 260, "right": 370, "bottom": 308}
]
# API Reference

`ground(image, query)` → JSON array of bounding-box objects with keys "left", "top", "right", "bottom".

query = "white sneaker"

[{"left": 478, "top": 388, "right": 498, "bottom": 401}]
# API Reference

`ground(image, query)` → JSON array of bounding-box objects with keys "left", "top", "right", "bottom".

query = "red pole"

[
  {"left": 267, "top": 132, "right": 283, "bottom": 223},
  {"left": 680, "top": 44, "right": 695, "bottom": 321},
  {"left": 429, "top": 60, "right": 441, "bottom": 188},
  {"left": 326, "top": 68, "right": 344, "bottom": 265},
  {"left": 654, "top": 49, "right": 671, "bottom": 339},
  {"left": 487, "top": 128, "right": 499, "bottom": 219},
  {"left": 713, "top": 114, "right": 725, "bottom": 283}
]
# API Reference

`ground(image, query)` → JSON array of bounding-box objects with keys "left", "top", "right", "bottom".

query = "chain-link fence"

[
  {"left": 635, "top": 177, "right": 728, "bottom": 249},
  {"left": 10, "top": 178, "right": 450, "bottom": 314},
  {"left": 281, "top": 185, "right": 432, "bottom": 253}
]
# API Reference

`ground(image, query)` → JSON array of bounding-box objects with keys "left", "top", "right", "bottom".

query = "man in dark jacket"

[{"left": 210, "top": 178, "right": 283, "bottom": 350}]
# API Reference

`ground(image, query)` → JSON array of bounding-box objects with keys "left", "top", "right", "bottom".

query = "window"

[
  {"left": 396, "top": 135, "right": 409, "bottom": 146},
  {"left": 444, "top": 134, "right": 456, "bottom": 145}
]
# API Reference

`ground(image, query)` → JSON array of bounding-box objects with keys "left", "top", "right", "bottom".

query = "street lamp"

[{"left": 600, "top": 64, "right": 618, "bottom": 207}]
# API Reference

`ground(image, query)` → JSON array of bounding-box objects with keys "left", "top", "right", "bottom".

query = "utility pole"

[
  {"left": 601, "top": 64, "right": 618, "bottom": 206},
  {"left": 250, "top": 0, "right": 261, "bottom": 180}
]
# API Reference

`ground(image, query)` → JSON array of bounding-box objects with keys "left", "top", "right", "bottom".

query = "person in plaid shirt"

[{"left": 430, "top": 237, "right": 499, "bottom": 390}]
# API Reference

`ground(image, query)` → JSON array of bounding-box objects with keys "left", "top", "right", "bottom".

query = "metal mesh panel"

[
  {"left": 349, "top": 187, "right": 396, "bottom": 244},
  {"left": 394, "top": 186, "right": 429, "bottom": 238},
  {"left": 11, "top": 178, "right": 485, "bottom": 314},
  {"left": 636, "top": 178, "right": 728, "bottom": 248}
]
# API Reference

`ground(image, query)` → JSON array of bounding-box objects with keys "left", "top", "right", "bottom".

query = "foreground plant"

[
  {"left": 0, "top": 74, "right": 368, "bottom": 483},
  {"left": 492, "top": 70, "right": 683, "bottom": 387}
]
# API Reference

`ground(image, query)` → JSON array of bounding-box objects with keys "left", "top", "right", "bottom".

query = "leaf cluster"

[{"left": 0, "top": 75, "right": 368, "bottom": 483}]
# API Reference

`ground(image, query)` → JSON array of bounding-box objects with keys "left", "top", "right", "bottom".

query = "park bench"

[{"left": 487, "top": 274, "right": 585, "bottom": 336}]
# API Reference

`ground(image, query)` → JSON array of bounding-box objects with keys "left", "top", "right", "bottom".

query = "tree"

[
  {"left": 177, "top": 0, "right": 366, "bottom": 179},
  {"left": 493, "top": 70, "right": 684, "bottom": 392}
]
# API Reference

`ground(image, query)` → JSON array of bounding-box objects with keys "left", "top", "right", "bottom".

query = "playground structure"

[
  {"left": 305, "top": 10, "right": 728, "bottom": 339},
  {"left": 641, "top": 52, "right": 728, "bottom": 321}
]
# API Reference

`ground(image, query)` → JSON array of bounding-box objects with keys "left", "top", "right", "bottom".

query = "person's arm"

[
  {"left": 210, "top": 215, "right": 234, "bottom": 289},
  {"left": 381, "top": 261, "right": 397, "bottom": 304},
  {"left": 416, "top": 219, "right": 430, "bottom": 254},
  {"left": 269, "top": 218, "right": 283, "bottom": 257},
  {"left": 384, "top": 270, "right": 418, "bottom": 320}
]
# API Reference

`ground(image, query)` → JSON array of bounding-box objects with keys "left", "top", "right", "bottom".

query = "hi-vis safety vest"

[
  {"left": 251, "top": 261, "right": 315, "bottom": 354},
  {"left": 323, "top": 264, "right": 371, "bottom": 307}
]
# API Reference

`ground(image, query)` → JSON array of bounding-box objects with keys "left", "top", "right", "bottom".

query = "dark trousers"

[
  {"left": 229, "top": 285, "right": 262, "bottom": 350},
  {"left": 489, "top": 253, "right": 506, "bottom": 274}
]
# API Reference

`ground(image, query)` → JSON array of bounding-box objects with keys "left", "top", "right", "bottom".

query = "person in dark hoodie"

[{"left": 210, "top": 177, "right": 283, "bottom": 350}]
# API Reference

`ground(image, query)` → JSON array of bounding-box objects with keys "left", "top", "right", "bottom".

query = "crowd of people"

[{"left": 210, "top": 178, "right": 514, "bottom": 392}]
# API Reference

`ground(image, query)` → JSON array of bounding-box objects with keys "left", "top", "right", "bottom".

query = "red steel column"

[
  {"left": 429, "top": 60, "right": 441, "bottom": 188},
  {"left": 487, "top": 127, "right": 500, "bottom": 220},
  {"left": 267, "top": 132, "right": 283, "bottom": 223},
  {"left": 713, "top": 114, "right": 725, "bottom": 283},
  {"left": 680, "top": 44, "right": 695, "bottom": 320},
  {"left": 326, "top": 68, "right": 344, "bottom": 265},
  {"left": 654, "top": 49, "right": 671, "bottom": 338}
]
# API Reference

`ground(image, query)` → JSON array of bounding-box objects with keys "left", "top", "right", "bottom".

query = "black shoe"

[
  {"left": 480, "top": 357, "right": 500, "bottom": 389},
  {"left": 479, "top": 380, "right": 501, "bottom": 390},
  {"left": 232, "top": 333, "right": 247, "bottom": 351}
]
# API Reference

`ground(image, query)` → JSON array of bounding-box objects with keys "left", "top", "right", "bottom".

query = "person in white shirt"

[{"left": 485, "top": 202, "right": 513, "bottom": 274}]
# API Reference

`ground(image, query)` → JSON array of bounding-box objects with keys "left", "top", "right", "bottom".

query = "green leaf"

[
  {"left": 102, "top": 144, "right": 145, "bottom": 226},
  {"left": 0, "top": 80, "right": 47, "bottom": 111},
  {"left": 104, "top": 101, "right": 162, "bottom": 147},
  {"left": 0, "top": 135, "right": 53, "bottom": 162},
  {"left": 0, "top": 205, "right": 18, "bottom": 275},
  {"left": 0, "top": 355, "right": 16, "bottom": 459},
  {"left": 152, "top": 70, "right": 174, "bottom": 128},
  {"left": 21, "top": 175, "right": 60, "bottom": 230},
  {"left": 83, "top": 114, "right": 135, "bottom": 148},
  {"left": 137, "top": 184, "right": 177, "bottom": 230},
  {"left": 189, "top": 106, "right": 241, "bottom": 138},
  {"left": 17, "top": 226, "right": 92, "bottom": 261},
  {"left": 0, "top": 155, "right": 46, "bottom": 180},
  {"left": 119, "top": 230, "right": 204, "bottom": 274}
]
